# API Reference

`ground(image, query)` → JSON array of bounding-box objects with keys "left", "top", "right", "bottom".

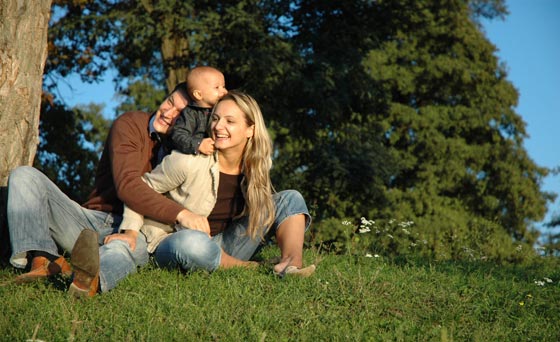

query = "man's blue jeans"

[
  {"left": 153, "top": 190, "right": 311, "bottom": 271},
  {"left": 7, "top": 166, "right": 148, "bottom": 292}
]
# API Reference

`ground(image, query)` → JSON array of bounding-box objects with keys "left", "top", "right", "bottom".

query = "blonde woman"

[{"left": 115, "top": 90, "right": 315, "bottom": 277}]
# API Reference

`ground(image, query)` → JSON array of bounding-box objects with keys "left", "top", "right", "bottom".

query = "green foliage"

[
  {"left": 115, "top": 78, "right": 167, "bottom": 115},
  {"left": 35, "top": 94, "right": 110, "bottom": 203},
  {"left": 1, "top": 247, "right": 559, "bottom": 340},
  {"left": 311, "top": 215, "right": 541, "bottom": 264},
  {"left": 265, "top": 1, "right": 400, "bottom": 221}
]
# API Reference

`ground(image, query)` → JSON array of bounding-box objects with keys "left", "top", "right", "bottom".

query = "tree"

[
  {"left": 359, "top": 0, "right": 554, "bottom": 259},
  {"left": 0, "top": 0, "right": 52, "bottom": 186},
  {"left": 0, "top": 0, "right": 53, "bottom": 264},
  {"left": 267, "top": 0, "right": 400, "bottom": 221}
]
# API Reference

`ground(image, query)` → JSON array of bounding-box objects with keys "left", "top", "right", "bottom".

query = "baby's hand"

[{"left": 198, "top": 138, "right": 215, "bottom": 155}]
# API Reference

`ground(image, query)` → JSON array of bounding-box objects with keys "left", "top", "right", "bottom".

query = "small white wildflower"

[
  {"left": 410, "top": 242, "right": 417, "bottom": 247},
  {"left": 398, "top": 221, "right": 413, "bottom": 228},
  {"left": 374, "top": 254, "right": 380, "bottom": 258},
  {"left": 544, "top": 277, "right": 553, "bottom": 283},
  {"left": 389, "top": 219, "right": 395, "bottom": 224},
  {"left": 342, "top": 220, "right": 352, "bottom": 226},
  {"left": 365, "top": 253, "right": 373, "bottom": 258},
  {"left": 387, "top": 234, "right": 394, "bottom": 239},
  {"left": 515, "top": 245, "right": 523, "bottom": 252},
  {"left": 360, "top": 217, "right": 375, "bottom": 225},
  {"left": 401, "top": 228, "right": 410, "bottom": 235},
  {"left": 534, "top": 280, "right": 545, "bottom": 286},
  {"left": 359, "top": 226, "right": 371, "bottom": 234}
]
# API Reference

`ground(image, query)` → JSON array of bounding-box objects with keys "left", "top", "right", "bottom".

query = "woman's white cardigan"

[{"left": 120, "top": 151, "right": 220, "bottom": 252}]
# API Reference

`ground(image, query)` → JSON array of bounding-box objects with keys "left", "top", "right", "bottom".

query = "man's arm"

[
  {"left": 109, "top": 112, "right": 184, "bottom": 224},
  {"left": 119, "top": 151, "right": 211, "bottom": 235}
]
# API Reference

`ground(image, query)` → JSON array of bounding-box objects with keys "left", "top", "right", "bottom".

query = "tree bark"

[
  {"left": 162, "top": 35, "right": 190, "bottom": 92},
  {"left": 0, "top": 0, "right": 52, "bottom": 264}
]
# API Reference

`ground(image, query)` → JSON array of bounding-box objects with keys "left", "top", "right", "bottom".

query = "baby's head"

[{"left": 187, "top": 66, "right": 228, "bottom": 108}]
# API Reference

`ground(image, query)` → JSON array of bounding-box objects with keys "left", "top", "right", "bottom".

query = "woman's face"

[{"left": 211, "top": 99, "right": 254, "bottom": 153}]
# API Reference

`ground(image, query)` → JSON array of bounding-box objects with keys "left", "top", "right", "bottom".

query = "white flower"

[
  {"left": 545, "top": 277, "right": 553, "bottom": 283},
  {"left": 398, "top": 221, "right": 413, "bottom": 228},
  {"left": 359, "top": 226, "right": 371, "bottom": 234},
  {"left": 360, "top": 217, "right": 375, "bottom": 226},
  {"left": 534, "top": 280, "right": 545, "bottom": 286},
  {"left": 365, "top": 253, "right": 373, "bottom": 258},
  {"left": 342, "top": 220, "right": 352, "bottom": 226}
]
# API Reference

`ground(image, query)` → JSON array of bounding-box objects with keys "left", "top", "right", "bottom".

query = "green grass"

[{"left": 1, "top": 247, "right": 558, "bottom": 341}]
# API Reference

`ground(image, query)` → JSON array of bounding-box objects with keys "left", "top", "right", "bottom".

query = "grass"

[{"left": 1, "top": 247, "right": 559, "bottom": 341}]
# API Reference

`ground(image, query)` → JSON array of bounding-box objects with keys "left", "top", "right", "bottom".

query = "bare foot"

[{"left": 273, "top": 257, "right": 293, "bottom": 275}]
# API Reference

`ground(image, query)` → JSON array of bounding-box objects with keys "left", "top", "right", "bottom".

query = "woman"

[{"left": 120, "top": 90, "right": 315, "bottom": 276}]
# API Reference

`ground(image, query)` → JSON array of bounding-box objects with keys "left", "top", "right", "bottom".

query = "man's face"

[{"left": 153, "top": 91, "right": 188, "bottom": 134}]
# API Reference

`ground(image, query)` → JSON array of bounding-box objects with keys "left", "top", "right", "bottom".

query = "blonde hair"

[{"left": 218, "top": 91, "right": 275, "bottom": 239}]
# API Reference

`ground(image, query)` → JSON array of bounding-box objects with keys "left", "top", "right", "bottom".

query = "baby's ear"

[{"left": 192, "top": 89, "right": 203, "bottom": 101}]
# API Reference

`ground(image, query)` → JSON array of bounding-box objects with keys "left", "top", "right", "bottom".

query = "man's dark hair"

[{"left": 171, "top": 82, "right": 188, "bottom": 99}]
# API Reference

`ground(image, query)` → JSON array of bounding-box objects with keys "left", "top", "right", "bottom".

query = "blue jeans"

[
  {"left": 7, "top": 166, "right": 148, "bottom": 292},
  {"left": 153, "top": 190, "right": 311, "bottom": 271}
]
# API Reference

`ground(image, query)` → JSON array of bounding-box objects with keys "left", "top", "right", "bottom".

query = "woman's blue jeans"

[
  {"left": 153, "top": 190, "right": 311, "bottom": 271},
  {"left": 7, "top": 166, "right": 149, "bottom": 292}
]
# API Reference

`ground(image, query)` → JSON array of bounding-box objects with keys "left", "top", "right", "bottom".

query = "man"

[{"left": 7, "top": 82, "right": 189, "bottom": 297}]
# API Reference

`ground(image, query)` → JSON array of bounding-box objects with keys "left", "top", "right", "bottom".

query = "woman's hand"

[
  {"left": 104, "top": 229, "right": 139, "bottom": 251},
  {"left": 176, "top": 209, "right": 211, "bottom": 236}
]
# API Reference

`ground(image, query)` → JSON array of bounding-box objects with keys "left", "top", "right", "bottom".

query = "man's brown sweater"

[{"left": 82, "top": 111, "right": 184, "bottom": 224}]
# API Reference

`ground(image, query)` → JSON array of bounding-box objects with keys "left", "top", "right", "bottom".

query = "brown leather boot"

[
  {"left": 68, "top": 230, "right": 100, "bottom": 298},
  {"left": 14, "top": 256, "right": 72, "bottom": 284}
]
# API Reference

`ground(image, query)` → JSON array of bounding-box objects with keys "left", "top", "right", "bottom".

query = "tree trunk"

[
  {"left": 162, "top": 35, "right": 190, "bottom": 92},
  {"left": 0, "top": 0, "right": 52, "bottom": 264}
]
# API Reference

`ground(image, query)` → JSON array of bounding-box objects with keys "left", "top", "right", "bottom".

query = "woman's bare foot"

[{"left": 273, "top": 257, "right": 293, "bottom": 275}]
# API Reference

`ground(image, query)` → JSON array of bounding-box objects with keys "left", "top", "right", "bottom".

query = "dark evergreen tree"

[{"left": 359, "top": 0, "right": 553, "bottom": 259}]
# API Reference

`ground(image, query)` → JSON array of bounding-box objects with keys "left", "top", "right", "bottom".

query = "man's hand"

[
  {"left": 198, "top": 138, "right": 215, "bottom": 155},
  {"left": 104, "top": 229, "right": 139, "bottom": 251},
  {"left": 176, "top": 209, "right": 210, "bottom": 236}
]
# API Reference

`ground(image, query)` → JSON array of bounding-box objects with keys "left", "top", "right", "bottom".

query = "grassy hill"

[{"left": 1, "top": 247, "right": 558, "bottom": 341}]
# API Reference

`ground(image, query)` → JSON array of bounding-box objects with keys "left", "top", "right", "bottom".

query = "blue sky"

[{"left": 57, "top": 1, "right": 560, "bottom": 232}]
